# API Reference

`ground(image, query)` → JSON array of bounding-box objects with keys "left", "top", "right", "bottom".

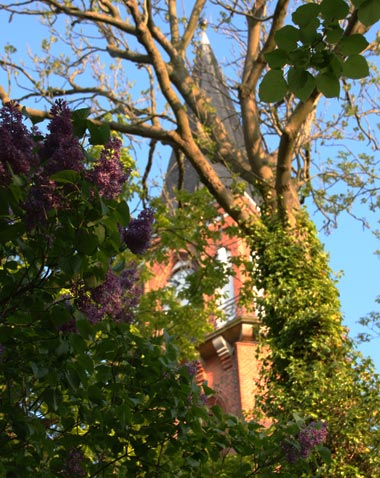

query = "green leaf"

[
  {"left": 31, "top": 362, "right": 49, "bottom": 379},
  {"left": 342, "top": 55, "right": 369, "bottom": 78},
  {"left": 328, "top": 54, "right": 344, "bottom": 77},
  {"left": 287, "top": 68, "right": 308, "bottom": 90},
  {"left": 87, "top": 121, "right": 111, "bottom": 145},
  {"left": 325, "top": 26, "right": 344, "bottom": 44},
  {"left": 84, "top": 266, "right": 106, "bottom": 288},
  {"left": 338, "top": 35, "right": 369, "bottom": 55},
  {"left": 320, "top": 0, "right": 349, "bottom": 20},
  {"left": 310, "top": 50, "right": 330, "bottom": 68},
  {"left": 69, "top": 333, "right": 87, "bottom": 353},
  {"left": 292, "top": 3, "right": 321, "bottom": 27},
  {"left": 115, "top": 201, "right": 130, "bottom": 227},
  {"left": 56, "top": 338, "right": 70, "bottom": 356},
  {"left": 75, "top": 311, "right": 94, "bottom": 339},
  {"left": 316, "top": 72, "right": 340, "bottom": 97},
  {"left": 117, "top": 404, "right": 132, "bottom": 428},
  {"left": 259, "top": 70, "right": 288, "bottom": 103},
  {"left": 288, "top": 49, "right": 311, "bottom": 69},
  {"left": 71, "top": 107, "right": 91, "bottom": 138},
  {"left": 93, "top": 224, "right": 106, "bottom": 244},
  {"left": 357, "top": 0, "right": 380, "bottom": 26},
  {"left": 0, "top": 222, "right": 25, "bottom": 243},
  {"left": 88, "top": 384, "right": 104, "bottom": 404},
  {"left": 318, "top": 445, "right": 332, "bottom": 463},
  {"left": 288, "top": 69, "right": 316, "bottom": 102},
  {"left": 264, "top": 49, "right": 288, "bottom": 69},
  {"left": 65, "top": 366, "right": 80, "bottom": 391},
  {"left": 76, "top": 229, "right": 99, "bottom": 255},
  {"left": 42, "top": 388, "right": 59, "bottom": 412},
  {"left": 71, "top": 108, "right": 91, "bottom": 138},
  {"left": 299, "top": 21, "right": 322, "bottom": 46},
  {"left": 72, "top": 107, "right": 91, "bottom": 121},
  {"left": 50, "top": 169, "right": 80, "bottom": 184},
  {"left": 274, "top": 26, "right": 300, "bottom": 52},
  {"left": 7, "top": 311, "right": 35, "bottom": 326}
]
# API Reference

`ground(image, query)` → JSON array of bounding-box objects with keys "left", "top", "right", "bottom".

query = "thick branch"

[
  {"left": 276, "top": 91, "right": 321, "bottom": 223},
  {"left": 121, "top": 1, "right": 257, "bottom": 230},
  {"left": 238, "top": 1, "right": 292, "bottom": 202},
  {"left": 106, "top": 44, "right": 151, "bottom": 64},
  {"left": 238, "top": 0, "right": 290, "bottom": 185},
  {"left": 243, "top": 0, "right": 290, "bottom": 92},
  {"left": 180, "top": 0, "right": 207, "bottom": 53},
  {"left": 168, "top": 0, "right": 180, "bottom": 47},
  {"left": 126, "top": 1, "right": 188, "bottom": 130}
]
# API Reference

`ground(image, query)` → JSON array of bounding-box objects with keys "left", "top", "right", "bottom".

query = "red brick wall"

[
  {"left": 145, "top": 211, "right": 262, "bottom": 419},
  {"left": 202, "top": 353, "right": 241, "bottom": 416},
  {"left": 236, "top": 341, "right": 260, "bottom": 413}
]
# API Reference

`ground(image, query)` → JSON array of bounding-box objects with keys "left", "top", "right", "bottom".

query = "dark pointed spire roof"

[
  {"left": 163, "top": 27, "right": 244, "bottom": 202},
  {"left": 193, "top": 29, "right": 244, "bottom": 150}
]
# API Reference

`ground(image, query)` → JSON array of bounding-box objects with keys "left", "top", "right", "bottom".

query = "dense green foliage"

[
  {"left": 0, "top": 103, "right": 332, "bottom": 477},
  {"left": 253, "top": 212, "right": 380, "bottom": 477},
  {"left": 260, "top": 0, "right": 379, "bottom": 101}
]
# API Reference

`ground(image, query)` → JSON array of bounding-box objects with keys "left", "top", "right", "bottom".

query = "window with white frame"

[{"left": 215, "top": 247, "right": 236, "bottom": 326}]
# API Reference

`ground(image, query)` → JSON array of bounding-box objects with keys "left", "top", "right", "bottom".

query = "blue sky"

[
  {"left": 1, "top": 6, "right": 380, "bottom": 369},
  {"left": 315, "top": 211, "right": 380, "bottom": 367}
]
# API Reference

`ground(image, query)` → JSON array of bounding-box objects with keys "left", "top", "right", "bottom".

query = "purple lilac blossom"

[
  {"left": 62, "top": 447, "right": 86, "bottom": 477},
  {"left": 199, "top": 393, "right": 208, "bottom": 405},
  {"left": 187, "top": 392, "right": 208, "bottom": 406},
  {"left": 0, "top": 102, "right": 36, "bottom": 185},
  {"left": 91, "top": 269, "right": 124, "bottom": 318},
  {"left": 123, "top": 208, "right": 154, "bottom": 255},
  {"left": 39, "top": 99, "right": 84, "bottom": 175},
  {"left": 298, "top": 421, "right": 328, "bottom": 459},
  {"left": 87, "top": 137, "right": 129, "bottom": 199},
  {"left": 281, "top": 439, "right": 300, "bottom": 465},
  {"left": 23, "top": 177, "right": 64, "bottom": 229},
  {"left": 23, "top": 100, "right": 84, "bottom": 228},
  {"left": 117, "top": 264, "right": 143, "bottom": 322},
  {"left": 73, "top": 265, "right": 142, "bottom": 326},
  {"left": 182, "top": 360, "right": 198, "bottom": 377},
  {"left": 282, "top": 421, "right": 328, "bottom": 463}
]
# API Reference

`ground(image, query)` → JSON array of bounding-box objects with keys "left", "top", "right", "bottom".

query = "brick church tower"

[{"left": 145, "top": 26, "right": 263, "bottom": 418}]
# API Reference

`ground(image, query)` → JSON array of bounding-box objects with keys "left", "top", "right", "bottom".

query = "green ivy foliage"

[{"left": 253, "top": 211, "right": 380, "bottom": 477}]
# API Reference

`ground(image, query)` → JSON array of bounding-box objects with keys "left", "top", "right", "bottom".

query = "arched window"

[
  {"left": 168, "top": 260, "right": 194, "bottom": 305},
  {"left": 215, "top": 247, "right": 236, "bottom": 326}
]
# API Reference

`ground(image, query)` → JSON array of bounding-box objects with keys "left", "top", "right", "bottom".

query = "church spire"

[{"left": 163, "top": 23, "right": 243, "bottom": 202}]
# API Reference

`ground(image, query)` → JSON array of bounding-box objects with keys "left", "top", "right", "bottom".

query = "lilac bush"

[
  {"left": 0, "top": 99, "right": 154, "bottom": 328},
  {"left": 299, "top": 421, "right": 328, "bottom": 458}
]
